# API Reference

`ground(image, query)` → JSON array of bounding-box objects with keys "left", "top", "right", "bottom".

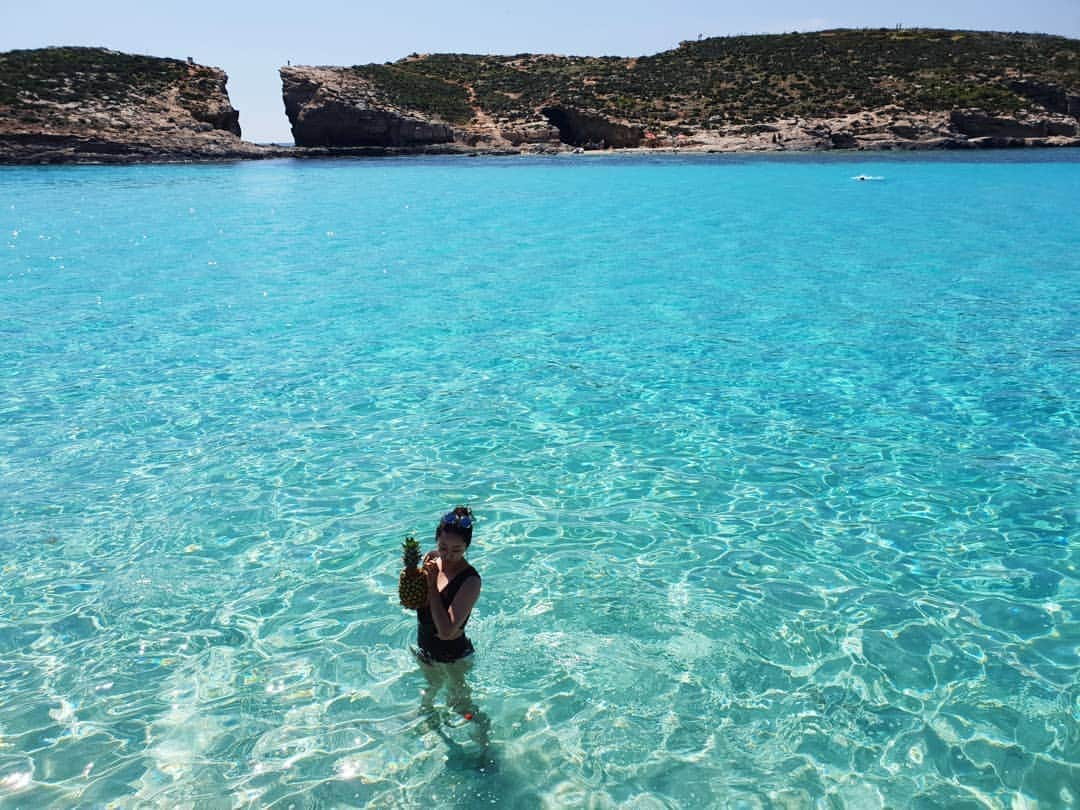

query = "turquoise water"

[{"left": 1, "top": 153, "right": 1078, "bottom": 808}]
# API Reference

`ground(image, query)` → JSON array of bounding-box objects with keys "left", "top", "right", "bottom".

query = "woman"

[
  {"left": 415, "top": 506, "right": 482, "bottom": 664},
  {"left": 415, "top": 507, "right": 491, "bottom": 757}
]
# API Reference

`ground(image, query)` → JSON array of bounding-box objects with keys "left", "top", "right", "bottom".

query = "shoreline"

[{"left": 2, "top": 136, "right": 1079, "bottom": 166}]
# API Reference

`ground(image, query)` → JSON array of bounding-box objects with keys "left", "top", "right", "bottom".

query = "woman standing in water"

[
  {"left": 415, "top": 506, "right": 482, "bottom": 664},
  {"left": 414, "top": 506, "right": 490, "bottom": 755}
]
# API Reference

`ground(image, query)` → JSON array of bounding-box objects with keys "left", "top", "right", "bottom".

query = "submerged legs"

[{"left": 415, "top": 656, "right": 492, "bottom": 756}]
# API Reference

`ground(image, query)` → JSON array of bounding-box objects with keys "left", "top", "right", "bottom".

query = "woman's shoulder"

[{"left": 446, "top": 563, "right": 481, "bottom": 585}]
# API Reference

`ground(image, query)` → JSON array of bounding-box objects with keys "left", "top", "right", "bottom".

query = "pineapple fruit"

[{"left": 398, "top": 536, "right": 428, "bottom": 609}]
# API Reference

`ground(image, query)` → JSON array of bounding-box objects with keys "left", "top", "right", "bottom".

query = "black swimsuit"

[{"left": 416, "top": 565, "right": 480, "bottom": 663}]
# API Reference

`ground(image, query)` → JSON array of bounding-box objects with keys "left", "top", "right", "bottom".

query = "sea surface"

[{"left": 1, "top": 152, "right": 1078, "bottom": 808}]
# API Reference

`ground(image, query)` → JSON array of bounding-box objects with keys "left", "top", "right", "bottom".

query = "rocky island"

[
  {"left": 283, "top": 28, "right": 1080, "bottom": 154},
  {"left": 2, "top": 30, "right": 1079, "bottom": 163},
  {"left": 0, "top": 47, "right": 273, "bottom": 163}
]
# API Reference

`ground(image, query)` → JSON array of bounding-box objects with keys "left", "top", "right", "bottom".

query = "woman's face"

[{"left": 436, "top": 530, "right": 469, "bottom": 561}]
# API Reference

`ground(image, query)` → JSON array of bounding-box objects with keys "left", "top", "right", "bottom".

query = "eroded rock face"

[
  {"left": 949, "top": 110, "right": 1054, "bottom": 138},
  {"left": 540, "top": 106, "right": 643, "bottom": 148},
  {"left": 829, "top": 131, "right": 858, "bottom": 148},
  {"left": 278, "top": 52, "right": 1080, "bottom": 156},
  {"left": 1008, "top": 79, "right": 1080, "bottom": 117},
  {"left": 281, "top": 67, "right": 454, "bottom": 147},
  {"left": 889, "top": 120, "right": 924, "bottom": 139},
  {"left": 499, "top": 121, "right": 561, "bottom": 146},
  {"left": 279, "top": 67, "right": 651, "bottom": 151},
  {"left": 1048, "top": 120, "right": 1079, "bottom": 136},
  {"left": 290, "top": 102, "right": 453, "bottom": 147},
  {"left": 179, "top": 69, "right": 242, "bottom": 136}
]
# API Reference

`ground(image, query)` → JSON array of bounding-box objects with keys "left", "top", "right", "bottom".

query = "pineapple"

[{"left": 398, "top": 536, "right": 428, "bottom": 609}]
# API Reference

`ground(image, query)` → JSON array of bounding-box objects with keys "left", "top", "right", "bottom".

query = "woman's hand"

[{"left": 422, "top": 552, "right": 440, "bottom": 589}]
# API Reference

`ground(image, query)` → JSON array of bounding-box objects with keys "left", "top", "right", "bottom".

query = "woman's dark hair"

[{"left": 436, "top": 505, "right": 474, "bottom": 546}]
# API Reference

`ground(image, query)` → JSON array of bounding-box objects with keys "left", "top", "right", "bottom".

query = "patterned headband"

[{"left": 440, "top": 511, "right": 473, "bottom": 530}]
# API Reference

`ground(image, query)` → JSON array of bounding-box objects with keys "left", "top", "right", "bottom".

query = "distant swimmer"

[{"left": 853, "top": 174, "right": 884, "bottom": 181}]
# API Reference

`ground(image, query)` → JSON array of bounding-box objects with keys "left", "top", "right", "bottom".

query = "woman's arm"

[{"left": 424, "top": 558, "right": 481, "bottom": 640}]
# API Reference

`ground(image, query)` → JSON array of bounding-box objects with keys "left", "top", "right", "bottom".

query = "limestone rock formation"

[
  {"left": 6, "top": 30, "right": 1080, "bottom": 163},
  {"left": 498, "top": 121, "right": 561, "bottom": 146},
  {"left": 281, "top": 66, "right": 455, "bottom": 147},
  {"left": 1007, "top": 79, "right": 1080, "bottom": 117},
  {"left": 281, "top": 29, "right": 1080, "bottom": 155},
  {"left": 539, "top": 106, "right": 643, "bottom": 148},
  {"left": 950, "top": 110, "right": 1065, "bottom": 139},
  {"left": 278, "top": 66, "right": 650, "bottom": 153},
  {"left": 0, "top": 47, "right": 272, "bottom": 163}
]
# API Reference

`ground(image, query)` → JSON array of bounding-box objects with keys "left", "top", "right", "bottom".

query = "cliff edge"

[
  {"left": 0, "top": 47, "right": 272, "bottom": 163},
  {"left": 281, "top": 66, "right": 456, "bottom": 147},
  {"left": 281, "top": 29, "right": 1080, "bottom": 153}
]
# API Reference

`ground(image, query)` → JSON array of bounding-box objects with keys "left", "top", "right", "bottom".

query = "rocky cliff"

[
  {"left": 281, "top": 66, "right": 455, "bottom": 147},
  {"left": 4, "top": 33, "right": 1078, "bottom": 163},
  {"left": 282, "top": 29, "right": 1080, "bottom": 153},
  {"left": 0, "top": 47, "right": 272, "bottom": 163}
]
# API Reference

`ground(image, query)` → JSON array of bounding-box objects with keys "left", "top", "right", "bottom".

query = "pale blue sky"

[{"left": 4, "top": 1, "right": 1078, "bottom": 142}]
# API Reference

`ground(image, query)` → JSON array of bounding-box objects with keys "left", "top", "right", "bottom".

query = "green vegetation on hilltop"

[
  {"left": 0, "top": 47, "right": 191, "bottom": 109},
  {"left": 349, "top": 64, "right": 473, "bottom": 124},
  {"left": 357, "top": 29, "right": 1080, "bottom": 129}
]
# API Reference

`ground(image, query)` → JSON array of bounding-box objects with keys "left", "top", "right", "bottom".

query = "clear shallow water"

[{"left": 1, "top": 152, "right": 1078, "bottom": 808}]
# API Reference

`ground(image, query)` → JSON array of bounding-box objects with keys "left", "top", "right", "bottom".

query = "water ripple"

[{"left": 1, "top": 154, "right": 1078, "bottom": 806}]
